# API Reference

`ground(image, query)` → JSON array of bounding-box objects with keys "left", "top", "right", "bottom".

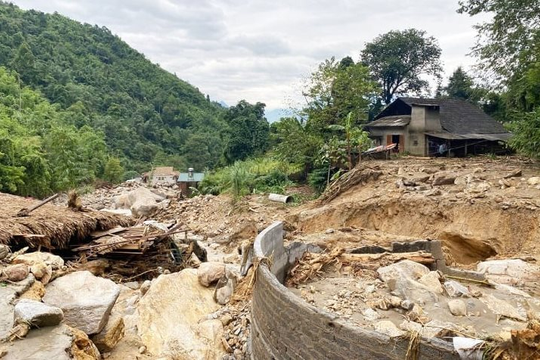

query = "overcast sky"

[{"left": 12, "top": 0, "right": 485, "bottom": 112}]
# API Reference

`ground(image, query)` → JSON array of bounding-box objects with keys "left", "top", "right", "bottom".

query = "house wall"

[
  {"left": 151, "top": 175, "right": 176, "bottom": 186},
  {"left": 406, "top": 106, "right": 442, "bottom": 156},
  {"left": 369, "top": 128, "right": 406, "bottom": 152}
]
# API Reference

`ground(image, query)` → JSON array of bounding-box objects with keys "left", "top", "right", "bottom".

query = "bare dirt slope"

[{"left": 291, "top": 156, "right": 540, "bottom": 264}]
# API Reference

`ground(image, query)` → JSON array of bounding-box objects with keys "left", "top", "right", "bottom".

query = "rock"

[
  {"left": 92, "top": 316, "right": 125, "bottom": 352},
  {"left": 220, "top": 314, "right": 233, "bottom": 326},
  {"left": 3, "top": 264, "right": 29, "bottom": 282},
  {"left": 137, "top": 269, "right": 221, "bottom": 358},
  {"left": 399, "top": 320, "right": 423, "bottom": 333},
  {"left": 444, "top": 281, "right": 470, "bottom": 298},
  {"left": 432, "top": 173, "right": 457, "bottom": 186},
  {"left": 418, "top": 271, "right": 443, "bottom": 294},
  {"left": 140, "top": 280, "right": 151, "bottom": 296},
  {"left": 481, "top": 294, "right": 526, "bottom": 321},
  {"left": 113, "top": 193, "right": 130, "bottom": 209},
  {"left": 40, "top": 266, "right": 53, "bottom": 285},
  {"left": 14, "top": 299, "right": 64, "bottom": 327},
  {"left": 69, "top": 326, "right": 101, "bottom": 360},
  {"left": 374, "top": 320, "right": 405, "bottom": 337},
  {"left": 400, "top": 300, "right": 415, "bottom": 311},
  {"left": 3, "top": 324, "right": 72, "bottom": 360},
  {"left": 198, "top": 262, "right": 226, "bottom": 287},
  {"left": 20, "top": 281, "right": 46, "bottom": 301},
  {"left": 377, "top": 260, "right": 430, "bottom": 282},
  {"left": 378, "top": 261, "right": 438, "bottom": 305},
  {"left": 30, "top": 262, "right": 48, "bottom": 280},
  {"left": 362, "top": 308, "right": 380, "bottom": 321},
  {"left": 447, "top": 299, "right": 467, "bottom": 316},
  {"left": 527, "top": 177, "right": 540, "bottom": 185},
  {"left": 79, "top": 259, "right": 110, "bottom": 277},
  {"left": 13, "top": 252, "right": 64, "bottom": 269},
  {"left": 214, "top": 276, "right": 235, "bottom": 305},
  {"left": 0, "top": 275, "right": 35, "bottom": 340},
  {"left": 0, "top": 244, "right": 10, "bottom": 260},
  {"left": 123, "top": 281, "right": 140, "bottom": 291},
  {"left": 43, "top": 271, "right": 120, "bottom": 335},
  {"left": 477, "top": 259, "right": 539, "bottom": 286},
  {"left": 128, "top": 187, "right": 164, "bottom": 217}
]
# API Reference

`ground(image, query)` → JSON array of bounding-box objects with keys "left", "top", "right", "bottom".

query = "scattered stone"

[
  {"left": 0, "top": 245, "right": 10, "bottom": 260},
  {"left": 138, "top": 345, "right": 147, "bottom": 354},
  {"left": 399, "top": 320, "right": 423, "bottom": 333},
  {"left": 400, "top": 300, "right": 414, "bottom": 311},
  {"left": 444, "top": 281, "right": 470, "bottom": 298},
  {"left": 447, "top": 299, "right": 467, "bottom": 316},
  {"left": 3, "top": 264, "right": 29, "bottom": 282},
  {"left": 92, "top": 315, "right": 125, "bottom": 352},
  {"left": 374, "top": 320, "right": 406, "bottom": 337},
  {"left": 122, "top": 282, "right": 140, "bottom": 291},
  {"left": 13, "top": 252, "right": 64, "bottom": 269},
  {"left": 43, "top": 271, "right": 120, "bottom": 335},
  {"left": 527, "top": 177, "right": 540, "bottom": 186},
  {"left": 30, "top": 262, "right": 48, "bottom": 280},
  {"left": 14, "top": 299, "right": 64, "bottom": 327},
  {"left": 432, "top": 173, "right": 457, "bottom": 186},
  {"left": 20, "top": 281, "right": 46, "bottom": 301},
  {"left": 69, "top": 326, "right": 101, "bottom": 359},
  {"left": 362, "top": 308, "right": 380, "bottom": 321},
  {"left": 198, "top": 262, "right": 226, "bottom": 287},
  {"left": 418, "top": 271, "right": 443, "bottom": 294},
  {"left": 377, "top": 260, "right": 430, "bottom": 283},
  {"left": 220, "top": 314, "right": 233, "bottom": 326}
]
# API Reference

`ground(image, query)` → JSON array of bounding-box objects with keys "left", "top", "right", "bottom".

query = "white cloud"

[{"left": 11, "top": 0, "right": 486, "bottom": 110}]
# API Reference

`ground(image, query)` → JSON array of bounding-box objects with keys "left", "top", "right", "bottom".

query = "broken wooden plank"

[{"left": 16, "top": 193, "right": 59, "bottom": 217}]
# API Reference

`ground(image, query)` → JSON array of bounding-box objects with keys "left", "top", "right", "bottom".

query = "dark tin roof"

[
  {"left": 365, "top": 115, "right": 411, "bottom": 128},
  {"left": 374, "top": 97, "right": 508, "bottom": 135}
]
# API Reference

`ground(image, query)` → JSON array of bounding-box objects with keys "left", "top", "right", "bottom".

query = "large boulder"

[
  {"left": 128, "top": 187, "right": 165, "bottom": 217},
  {"left": 137, "top": 269, "right": 224, "bottom": 359},
  {"left": 14, "top": 299, "right": 64, "bottom": 327},
  {"left": 477, "top": 259, "right": 540, "bottom": 286},
  {"left": 0, "top": 275, "right": 35, "bottom": 340},
  {"left": 43, "top": 271, "right": 120, "bottom": 335}
]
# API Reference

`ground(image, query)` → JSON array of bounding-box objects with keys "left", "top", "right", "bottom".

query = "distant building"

[
  {"left": 144, "top": 167, "right": 179, "bottom": 186},
  {"left": 365, "top": 97, "right": 511, "bottom": 157},
  {"left": 178, "top": 168, "right": 204, "bottom": 196}
]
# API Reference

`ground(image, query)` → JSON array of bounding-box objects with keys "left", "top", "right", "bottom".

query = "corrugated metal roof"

[
  {"left": 425, "top": 132, "right": 512, "bottom": 141},
  {"left": 178, "top": 173, "right": 205, "bottom": 182},
  {"left": 366, "top": 115, "right": 411, "bottom": 128}
]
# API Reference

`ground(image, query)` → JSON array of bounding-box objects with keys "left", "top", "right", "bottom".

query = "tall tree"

[
  {"left": 444, "top": 67, "right": 483, "bottom": 103},
  {"left": 361, "top": 29, "right": 442, "bottom": 104},
  {"left": 223, "top": 100, "right": 270, "bottom": 163},
  {"left": 458, "top": 0, "right": 540, "bottom": 81},
  {"left": 302, "top": 57, "right": 378, "bottom": 135}
]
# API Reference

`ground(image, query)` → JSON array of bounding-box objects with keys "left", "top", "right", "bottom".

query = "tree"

[
  {"left": 457, "top": 0, "right": 540, "bottom": 81},
  {"left": 103, "top": 157, "right": 124, "bottom": 183},
  {"left": 302, "top": 57, "right": 378, "bottom": 135},
  {"left": 444, "top": 67, "right": 484, "bottom": 103},
  {"left": 223, "top": 100, "right": 270, "bottom": 163},
  {"left": 361, "top": 29, "right": 443, "bottom": 104}
]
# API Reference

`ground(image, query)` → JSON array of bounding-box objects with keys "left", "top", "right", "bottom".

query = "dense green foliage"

[
  {"left": 199, "top": 158, "right": 300, "bottom": 198},
  {"left": 459, "top": 0, "right": 540, "bottom": 156},
  {"left": 443, "top": 67, "right": 482, "bottom": 103},
  {"left": 0, "top": 2, "right": 226, "bottom": 175},
  {"left": 0, "top": 67, "right": 109, "bottom": 196},
  {"left": 361, "top": 29, "right": 442, "bottom": 104}
]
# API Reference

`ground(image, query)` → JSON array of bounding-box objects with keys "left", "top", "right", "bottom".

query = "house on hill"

[
  {"left": 178, "top": 168, "right": 204, "bottom": 196},
  {"left": 144, "top": 167, "right": 179, "bottom": 186},
  {"left": 365, "top": 97, "right": 511, "bottom": 157}
]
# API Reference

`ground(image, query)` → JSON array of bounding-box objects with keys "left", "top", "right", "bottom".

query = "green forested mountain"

[{"left": 0, "top": 1, "right": 226, "bottom": 177}]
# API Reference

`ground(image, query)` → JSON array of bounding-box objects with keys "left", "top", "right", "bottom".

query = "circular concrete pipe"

[{"left": 268, "top": 193, "right": 293, "bottom": 203}]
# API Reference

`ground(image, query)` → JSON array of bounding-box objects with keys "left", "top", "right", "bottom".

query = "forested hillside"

[{"left": 0, "top": 2, "right": 226, "bottom": 176}]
